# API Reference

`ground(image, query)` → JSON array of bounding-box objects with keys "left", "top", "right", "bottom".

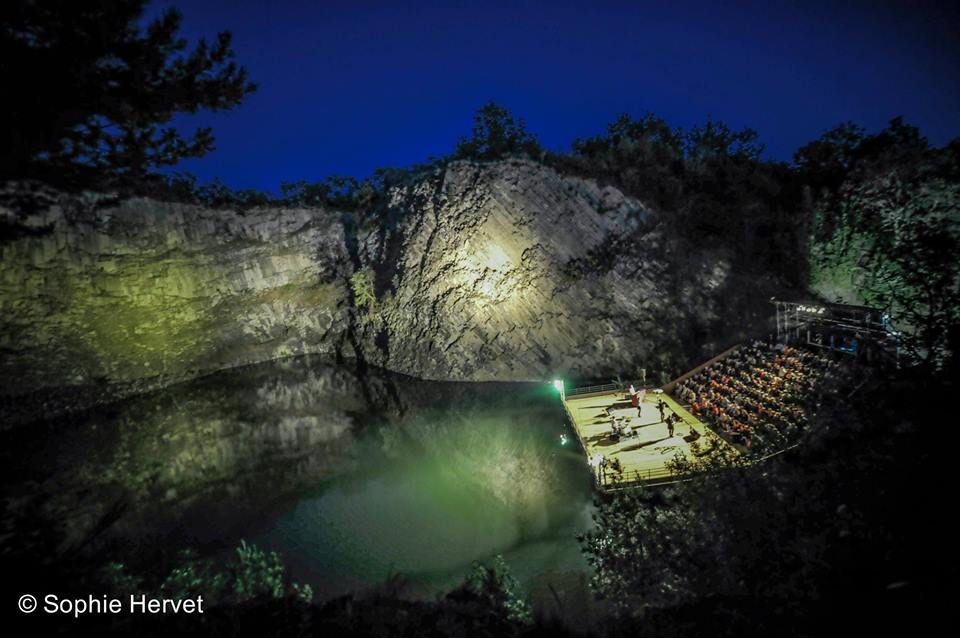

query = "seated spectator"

[{"left": 670, "top": 338, "right": 841, "bottom": 452}]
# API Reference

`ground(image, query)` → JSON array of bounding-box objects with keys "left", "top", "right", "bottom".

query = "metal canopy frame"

[{"left": 771, "top": 298, "right": 900, "bottom": 364}]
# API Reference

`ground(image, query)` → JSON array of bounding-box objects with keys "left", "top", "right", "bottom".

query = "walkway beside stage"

[{"left": 562, "top": 388, "right": 737, "bottom": 488}]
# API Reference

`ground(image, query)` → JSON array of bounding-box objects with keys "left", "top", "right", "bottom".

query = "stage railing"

[
  {"left": 558, "top": 395, "right": 601, "bottom": 489},
  {"left": 559, "top": 343, "right": 810, "bottom": 491},
  {"left": 601, "top": 466, "right": 676, "bottom": 488},
  {"left": 661, "top": 343, "right": 741, "bottom": 394},
  {"left": 566, "top": 379, "right": 647, "bottom": 398},
  {"left": 559, "top": 389, "right": 682, "bottom": 489}
]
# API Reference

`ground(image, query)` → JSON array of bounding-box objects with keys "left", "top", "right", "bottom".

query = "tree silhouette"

[
  {"left": 0, "top": 0, "right": 256, "bottom": 188},
  {"left": 454, "top": 102, "right": 541, "bottom": 161}
]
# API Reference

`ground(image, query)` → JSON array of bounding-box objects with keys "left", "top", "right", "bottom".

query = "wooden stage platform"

[{"left": 562, "top": 387, "right": 737, "bottom": 488}]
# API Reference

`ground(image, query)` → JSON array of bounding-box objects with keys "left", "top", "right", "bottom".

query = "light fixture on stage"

[
  {"left": 552, "top": 379, "right": 565, "bottom": 400},
  {"left": 798, "top": 305, "right": 826, "bottom": 315}
]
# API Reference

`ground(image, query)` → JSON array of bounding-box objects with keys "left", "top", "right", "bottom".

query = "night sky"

[{"left": 147, "top": 0, "right": 960, "bottom": 192}]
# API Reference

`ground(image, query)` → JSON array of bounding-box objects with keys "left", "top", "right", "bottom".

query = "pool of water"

[
  {"left": 256, "top": 374, "right": 596, "bottom": 601},
  {"left": 3, "top": 355, "right": 596, "bottom": 609}
]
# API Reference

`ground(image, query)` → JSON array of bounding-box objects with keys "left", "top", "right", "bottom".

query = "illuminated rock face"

[
  {"left": 1, "top": 160, "right": 748, "bottom": 407},
  {"left": 355, "top": 159, "right": 733, "bottom": 382},
  {"left": 0, "top": 190, "right": 350, "bottom": 405}
]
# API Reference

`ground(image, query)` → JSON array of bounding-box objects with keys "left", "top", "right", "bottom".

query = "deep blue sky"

[{"left": 146, "top": 0, "right": 960, "bottom": 192}]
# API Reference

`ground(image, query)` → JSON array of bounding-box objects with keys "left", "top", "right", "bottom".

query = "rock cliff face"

[
  {"left": 1, "top": 160, "right": 772, "bottom": 413},
  {"left": 0, "top": 187, "right": 350, "bottom": 406},
  {"left": 353, "top": 160, "right": 739, "bottom": 382}
]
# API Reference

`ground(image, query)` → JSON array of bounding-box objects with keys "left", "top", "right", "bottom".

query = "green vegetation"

[
  {"left": 91, "top": 543, "right": 546, "bottom": 637},
  {"left": 466, "top": 555, "right": 533, "bottom": 623},
  {"left": 104, "top": 541, "right": 313, "bottom": 606},
  {"left": 350, "top": 269, "right": 376, "bottom": 309},
  {"left": 802, "top": 118, "right": 960, "bottom": 369}
]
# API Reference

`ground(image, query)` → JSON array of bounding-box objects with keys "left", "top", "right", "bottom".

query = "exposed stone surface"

[
  {"left": 354, "top": 159, "right": 748, "bottom": 382},
  {"left": 1, "top": 160, "right": 781, "bottom": 414},
  {"left": 1, "top": 189, "right": 351, "bottom": 403}
]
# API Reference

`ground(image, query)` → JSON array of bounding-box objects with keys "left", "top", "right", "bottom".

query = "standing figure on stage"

[{"left": 657, "top": 399, "right": 667, "bottom": 422}]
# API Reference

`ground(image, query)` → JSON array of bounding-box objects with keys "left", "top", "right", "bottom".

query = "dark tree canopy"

[
  {"left": 453, "top": 102, "right": 542, "bottom": 161},
  {"left": 793, "top": 121, "right": 867, "bottom": 195},
  {"left": 684, "top": 118, "right": 764, "bottom": 163},
  {"left": 555, "top": 113, "right": 804, "bottom": 288},
  {"left": 0, "top": 0, "right": 256, "bottom": 188}
]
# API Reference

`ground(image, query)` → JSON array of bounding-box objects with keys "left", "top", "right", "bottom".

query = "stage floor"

[{"left": 563, "top": 390, "right": 737, "bottom": 487}]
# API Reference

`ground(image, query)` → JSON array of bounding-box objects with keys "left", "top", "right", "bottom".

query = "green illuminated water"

[
  {"left": 6, "top": 355, "right": 595, "bottom": 609},
  {"left": 258, "top": 378, "right": 596, "bottom": 602}
]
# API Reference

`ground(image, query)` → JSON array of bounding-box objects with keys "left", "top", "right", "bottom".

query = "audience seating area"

[{"left": 672, "top": 340, "right": 842, "bottom": 452}]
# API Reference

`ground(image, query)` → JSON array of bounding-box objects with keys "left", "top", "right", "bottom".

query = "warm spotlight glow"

[
  {"left": 483, "top": 243, "right": 512, "bottom": 271},
  {"left": 462, "top": 240, "right": 522, "bottom": 303}
]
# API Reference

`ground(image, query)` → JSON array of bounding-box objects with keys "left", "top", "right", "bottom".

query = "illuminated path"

[{"left": 562, "top": 388, "right": 737, "bottom": 488}]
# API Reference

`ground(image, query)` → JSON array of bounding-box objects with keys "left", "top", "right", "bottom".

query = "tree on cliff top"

[
  {"left": 0, "top": 0, "right": 256, "bottom": 189},
  {"left": 454, "top": 102, "right": 542, "bottom": 161}
]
